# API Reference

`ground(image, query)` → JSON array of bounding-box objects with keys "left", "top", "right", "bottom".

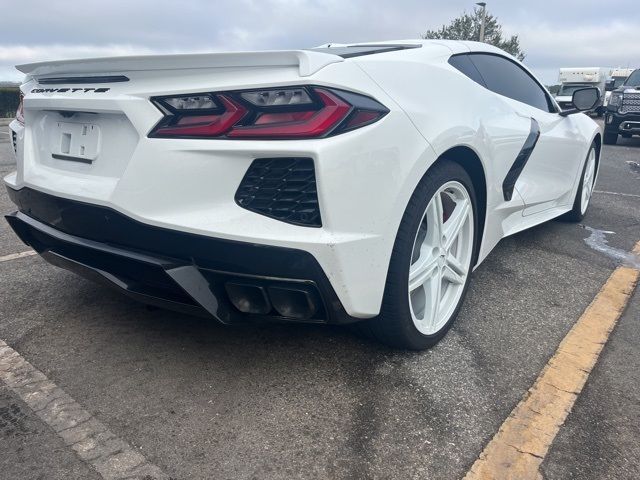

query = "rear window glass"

[
  {"left": 467, "top": 53, "right": 552, "bottom": 112},
  {"left": 448, "top": 55, "right": 486, "bottom": 87},
  {"left": 309, "top": 44, "right": 421, "bottom": 59}
]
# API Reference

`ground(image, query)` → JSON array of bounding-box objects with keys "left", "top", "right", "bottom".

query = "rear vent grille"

[
  {"left": 235, "top": 158, "right": 321, "bottom": 227},
  {"left": 11, "top": 131, "right": 17, "bottom": 154}
]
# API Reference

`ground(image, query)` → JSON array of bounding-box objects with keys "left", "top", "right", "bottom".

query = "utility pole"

[{"left": 476, "top": 2, "right": 487, "bottom": 43}]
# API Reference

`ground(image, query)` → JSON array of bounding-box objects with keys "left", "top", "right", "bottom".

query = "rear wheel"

[
  {"left": 363, "top": 160, "right": 477, "bottom": 350},
  {"left": 603, "top": 131, "right": 618, "bottom": 145},
  {"left": 563, "top": 144, "right": 597, "bottom": 222}
]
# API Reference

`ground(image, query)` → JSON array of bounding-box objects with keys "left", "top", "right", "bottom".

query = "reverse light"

[
  {"left": 16, "top": 93, "right": 25, "bottom": 125},
  {"left": 162, "top": 94, "right": 219, "bottom": 111},
  {"left": 240, "top": 88, "right": 313, "bottom": 107},
  {"left": 149, "top": 86, "right": 388, "bottom": 139},
  {"left": 151, "top": 95, "right": 247, "bottom": 137}
]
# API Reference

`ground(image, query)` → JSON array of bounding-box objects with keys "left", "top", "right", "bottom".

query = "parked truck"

[
  {"left": 603, "top": 68, "right": 634, "bottom": 107},
  {"left": 555, "top": 67, "right": 611, "bottom": 116},
  {"left": 604, "top": 68, "right": 640, "bottom": 144}
]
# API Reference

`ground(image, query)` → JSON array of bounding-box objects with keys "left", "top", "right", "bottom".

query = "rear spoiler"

[{"left": 16, "top": 50, "right": 344, "bottom": 78}]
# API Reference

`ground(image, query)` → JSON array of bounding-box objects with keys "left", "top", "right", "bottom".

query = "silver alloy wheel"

[
  {"left": 580, "top": 148, "right": 597, "bottom": 215},
  {"left": 408, "top": 181, "right": 474, "bottom": 335}
]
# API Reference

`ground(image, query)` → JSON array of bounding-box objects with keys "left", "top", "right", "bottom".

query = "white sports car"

[{"left": 5, "top": 40, "right": 601, "bottom": 350}]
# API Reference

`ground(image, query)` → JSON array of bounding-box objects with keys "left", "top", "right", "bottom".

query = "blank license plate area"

[{"left": 51, "top": 122, "right": 100, "bottom": 163}]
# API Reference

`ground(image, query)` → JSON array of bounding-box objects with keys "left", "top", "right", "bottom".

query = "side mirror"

[
  {"left": 559, "top": 87, "right": 600, "bottom": 116},
  {"left": 573, "top": 87, "right": 600, "bottom": 110},
  {"left": 605, "top": 80, "right": 615, "bottom": 92}
]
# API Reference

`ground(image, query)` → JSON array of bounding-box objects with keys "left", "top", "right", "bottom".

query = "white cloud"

[
  {"left": 519, "top": 21, "right": 640, "bottom": 84},
  {"left": 0, "top": 45, "right": 159, "bottom": 81},
  {"left": 0, "top": 43, "right": 225, "bottom": 82},
  {"left": 1, "top": 0, "right": 638, "bottom": 86},
  {"left": 0, "top": 44, "right": 158, "bottom": 63},
  {"left": 520, "top": 21, "right": 640, "bottom": 67}
]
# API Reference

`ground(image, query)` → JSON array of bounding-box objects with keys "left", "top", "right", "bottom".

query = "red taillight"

[
  {"left": 342, "top": 110, "right": 384, "bottom": 131},
  {"left": 16, "top": 93, "right": 25, "bottom": 125},
  {"left": 150, "top": 95, "right": 247, "bottom": 137},
  {"left": 149, "top": 87, "right": 388, "bottom": 140},
  {"left": 227, "top": 89, "right": 350, "bottom": 139}
]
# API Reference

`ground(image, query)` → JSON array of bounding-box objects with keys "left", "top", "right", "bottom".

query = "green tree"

[{"left": 422, "top": 8, "right": 525, "bottom": 61}]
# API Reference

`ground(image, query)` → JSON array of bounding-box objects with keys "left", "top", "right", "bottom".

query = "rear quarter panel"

[{"left": 355, "top": 48, "right": 538, "bottom": 263}]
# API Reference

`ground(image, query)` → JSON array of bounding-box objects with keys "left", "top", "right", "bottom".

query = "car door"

[{"left": 467, "top": 53, "right": 586, "bottom": 215}]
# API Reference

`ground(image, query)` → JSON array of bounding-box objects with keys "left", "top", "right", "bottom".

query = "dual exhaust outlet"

[{"left": 224, "top": 282, "right": 321, "bottom": 321}]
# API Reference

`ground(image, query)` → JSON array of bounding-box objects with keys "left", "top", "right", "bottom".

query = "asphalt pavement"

[{"left": 0, "top": 121, "right": 639, "bottom": 479}]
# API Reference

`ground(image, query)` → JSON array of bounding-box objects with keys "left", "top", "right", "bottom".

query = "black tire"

[
  {"left": 360, "top": 160, "right": 478, "bottom": 350},
  {"left": 603, "top": 131, "right": 618, "bottom": 145},
  {"left": 562, "top": 143, "right": 597, "bottom": 223}
]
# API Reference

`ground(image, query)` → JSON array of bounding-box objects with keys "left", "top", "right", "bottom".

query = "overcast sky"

[{"left": 2, "top": 0, "right": 639, "bottom": 85}]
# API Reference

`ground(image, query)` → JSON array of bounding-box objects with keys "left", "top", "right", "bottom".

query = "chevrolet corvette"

[{"left": 5, "top": 40, "right": 602, "bottom": 349}]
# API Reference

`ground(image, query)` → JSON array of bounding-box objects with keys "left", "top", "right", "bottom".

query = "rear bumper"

[
  {"left": 6, "top": 187, "right": 358, "bottom": 324},
  {"left": 7, "top": 87, "right": 433, "bottom": 318}
]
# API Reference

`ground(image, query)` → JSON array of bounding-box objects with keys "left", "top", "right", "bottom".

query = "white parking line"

[
  {"left": 0, "top": 340, "right": 169, "bottom": 480},
  {"left": 0, "top": 250, "right": 37, "bottom": 263}
]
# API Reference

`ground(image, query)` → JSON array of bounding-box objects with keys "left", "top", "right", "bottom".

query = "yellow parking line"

[
  {"left": 465, "top": 241, "right": 640, "bottom": 480},
  {"left": 0, "top": 250, "right": 37, "bottom": 263}
]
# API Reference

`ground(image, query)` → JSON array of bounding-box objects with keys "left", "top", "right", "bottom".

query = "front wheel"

[{"left": 363, "top": 160, "right": 477, "bottom": 350}]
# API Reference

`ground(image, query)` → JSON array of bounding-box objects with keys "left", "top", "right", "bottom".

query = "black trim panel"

[
  {"left": 502, "top": 118, "right": 540, "bottom": 201},
  {"left": 5, "top": 187, "right": 356, "bottom": 324},
  {"left": 309, "top": 44, "right": 421, "bottom": 59},
  {"left": 51, "top": 153, "right": 93, "bottom": 164},
  {"left": 38, "top": 75, "right": 129, "bottom": 85}
]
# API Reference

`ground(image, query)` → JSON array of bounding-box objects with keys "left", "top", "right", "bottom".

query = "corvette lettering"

[{"left": 31, "top": 87, "right": 110, "bottom": 93}]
